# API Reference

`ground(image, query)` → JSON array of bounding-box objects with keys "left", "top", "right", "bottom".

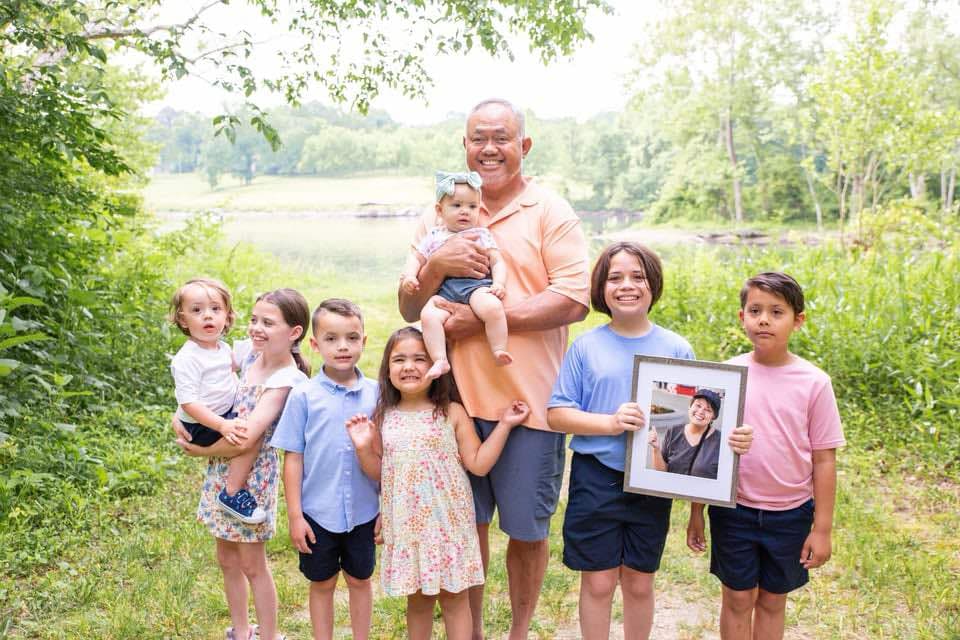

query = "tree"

[
  {"left": 904, "top": 4, "right": 960, "bottom": 215},
  {"left": 632, "top": 0, "right": 825, "bottom": 224},
  {"left": 808, "top": 1, "right": 947, "bottom": 240}
]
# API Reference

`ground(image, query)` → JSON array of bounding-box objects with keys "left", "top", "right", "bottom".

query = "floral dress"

[
  {"left": 379, "top": 408, "right": 485, "bottom": 596},
  {"left": 197, "top": 347, "right": 307, "bottom": 542}
]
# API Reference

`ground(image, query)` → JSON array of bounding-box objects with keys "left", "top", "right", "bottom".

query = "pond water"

[
  {"left": 223, "top": 214, "right": 416, "bottom": 280},
  {"left": 215, "top": 212, "right": 711, "bottom": 280}
]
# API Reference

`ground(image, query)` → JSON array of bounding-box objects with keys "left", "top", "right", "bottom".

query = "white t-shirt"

[{"left": 171, "top": 340, "right": 238, "bottom": 422}]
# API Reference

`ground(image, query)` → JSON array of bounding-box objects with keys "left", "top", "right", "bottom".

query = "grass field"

[{"left": 143, "top": 173, "right": 435, "bottom": 213}]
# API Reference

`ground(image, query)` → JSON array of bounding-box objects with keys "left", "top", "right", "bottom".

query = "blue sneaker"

[{"left": 217, "top": 488, "right": 266, "bottom": 524}]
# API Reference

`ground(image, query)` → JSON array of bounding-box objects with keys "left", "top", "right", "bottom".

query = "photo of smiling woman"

[{"left": 648, "top": 388, "right": 723, "bottom": 480}]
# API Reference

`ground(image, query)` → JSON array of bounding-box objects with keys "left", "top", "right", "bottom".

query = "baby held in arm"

[{"left": 400, "top": 170, "right": 512, "bottom": 380}]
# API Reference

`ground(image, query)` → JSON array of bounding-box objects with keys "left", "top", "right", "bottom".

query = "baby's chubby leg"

[
  {"left": 468, "top": 288, "right": 512, "bottom": 366},
  {"left": 421, "top": 295, "right": 452, "bottom": 380}
]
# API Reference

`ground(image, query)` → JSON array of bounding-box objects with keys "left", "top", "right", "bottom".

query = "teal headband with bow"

[{"left": 435, "top": 170, "right": 483, "bottom": 202}]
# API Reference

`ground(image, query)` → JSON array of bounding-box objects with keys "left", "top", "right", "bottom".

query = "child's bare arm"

[
  {"left": 180, "top": 401, "right": 230, "bottom": 433},
  {"left": 455, "top": 401, "right": 528, "bottom": 475},
  {"left": 802, "top": 447, "right": 837, "bottom": 569},
  {"left": 547, "top": 403, "right": 646, "bottom": 436},
  {"left": 400, "top": 251, "right": 427, "bottom": 294},
  {"left": 346, "top": 414, "right": 383, "bottom": 481},
  {"left": 488, "top": 248, "right": 507, "bottom": 299},
  {"left": 283, "top": 452, "right": 316, "bottom": 553}
]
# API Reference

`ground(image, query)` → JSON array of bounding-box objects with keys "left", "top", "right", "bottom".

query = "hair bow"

[{"left": 435, "top": 170, "right": 483, "bottom": 202}]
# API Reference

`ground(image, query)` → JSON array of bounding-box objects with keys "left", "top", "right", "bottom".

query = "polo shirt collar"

[
  {"left": 315, "top": 366, "right": 366, "bottom": 394},
  {"left": 485, "top": 178, "right": 540, "bottom": 226}
]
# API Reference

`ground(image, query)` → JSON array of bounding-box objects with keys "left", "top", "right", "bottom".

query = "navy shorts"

[
  {"left": 183, "top": 410, "right": 235, "bottom": 447},
  {"left": 438, "top": 276, "right": 493, "bottom": 305},
  {"left": 298, "top": 514, "right": 377, "bottom": 582},
  {"left": 469, "top": 419, "right": 565, "bottom": 542},
  {"left": 708, "top": 499, "right": 814, "bottom": 594},
  {"left": 562, "top": 453, "right": 672, "bottom": 573}
]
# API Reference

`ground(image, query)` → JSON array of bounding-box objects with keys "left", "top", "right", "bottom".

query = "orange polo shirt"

[{"left": 412, "top": 180, "right": 590, "bottom": 430}]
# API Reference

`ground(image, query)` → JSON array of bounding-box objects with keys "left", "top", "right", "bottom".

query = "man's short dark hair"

[
  {"left": 739, "top": 272, "right": 805, "bottom": 314},
  {"left": 590, "top": 242, "right": 664, "bottom": 317},
  {"left": 312, "top": 298, "right": 364, "bottom": 333}
]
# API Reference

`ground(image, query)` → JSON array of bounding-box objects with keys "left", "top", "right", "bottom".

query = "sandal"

[{"left": 224, "top": 625, "right": 258, "bottom": 640}]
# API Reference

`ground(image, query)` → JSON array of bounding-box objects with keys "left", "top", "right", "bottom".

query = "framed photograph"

[{"left": 624, "top": 355, "right": 748, "bottom": 507}]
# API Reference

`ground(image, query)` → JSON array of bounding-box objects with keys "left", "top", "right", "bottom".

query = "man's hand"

[
  {"left": 428, "top": 232, "right": 490, "bottom": 279},
  {"left": 288, "top": 514, "right": 316, "bottom": 554},
  {"left": 434, "top": 298, "right": 483, "bottom": 341},
  {"left": 609, "top": 402, "right": 646, "bottom": 435}
]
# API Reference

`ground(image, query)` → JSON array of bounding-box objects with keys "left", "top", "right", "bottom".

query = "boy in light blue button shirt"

[{"left": 272, "top": 298, "right": 379, "bottom": 640}]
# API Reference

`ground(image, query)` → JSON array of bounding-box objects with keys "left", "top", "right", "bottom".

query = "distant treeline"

[{"left": 148, "top": 1, "right": 960, "bottom": 227}]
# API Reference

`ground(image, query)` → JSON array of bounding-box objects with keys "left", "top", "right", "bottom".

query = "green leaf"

[
  {"left": 0, "top": 359, "right": 20, "bottom": 376},
  {"left": 0, "top": 333, "right": 49, "bottom": 351}
]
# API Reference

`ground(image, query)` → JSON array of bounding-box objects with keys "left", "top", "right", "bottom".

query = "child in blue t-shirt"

[
  {"left": 547, "top": 241, "right": 753, "bottom": 640},
  {"left": 272, "top": 298, "right": 379, "bottom": 640}
]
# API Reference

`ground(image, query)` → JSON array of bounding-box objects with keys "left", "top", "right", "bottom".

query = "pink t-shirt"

[{"left": 728, "top": 352, "right": 845, "bottom": 510}]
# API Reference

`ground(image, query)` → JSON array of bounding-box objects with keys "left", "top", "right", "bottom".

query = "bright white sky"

[{"left": 143, "top": 1, "right": 656, "bottom": 124}]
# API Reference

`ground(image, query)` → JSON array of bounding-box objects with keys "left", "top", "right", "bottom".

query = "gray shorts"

[{"left": 468, "top": 418, "right": 566, "bottom": 542}]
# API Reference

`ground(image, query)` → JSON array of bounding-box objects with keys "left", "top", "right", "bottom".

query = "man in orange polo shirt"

[{"left": 399, "top": 98, "right": 590, "bottom": 639}]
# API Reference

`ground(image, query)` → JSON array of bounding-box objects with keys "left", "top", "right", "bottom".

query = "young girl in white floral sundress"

[
  {"left": 175, "top": 288, "right": 311, "bottom": 640},
  {"left": 346, "top": 326, "right": 528, "bottom": 640}
]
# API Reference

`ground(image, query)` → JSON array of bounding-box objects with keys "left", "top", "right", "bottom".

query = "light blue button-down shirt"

[{"left": 271, "top": 367, "right": 380, "bottom": 533}]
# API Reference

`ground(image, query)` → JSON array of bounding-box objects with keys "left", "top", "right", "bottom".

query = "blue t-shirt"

[
  {"left": 271, "top": 367, "right": 380, "bottom": 533},
  {"left": 548, "top": 323, "right": 695, "bottom": 471}
]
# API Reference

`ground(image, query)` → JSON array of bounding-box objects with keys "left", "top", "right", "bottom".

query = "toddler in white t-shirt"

[{"left": 169, "top": 278, "right": 265, "bottom": 524}]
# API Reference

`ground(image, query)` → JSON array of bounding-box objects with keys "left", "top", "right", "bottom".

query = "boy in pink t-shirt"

[{"left": 687, "top": 272, "right": 844, "bottom": 640}]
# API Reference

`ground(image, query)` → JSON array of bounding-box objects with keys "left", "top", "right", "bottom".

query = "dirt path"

[{"left": 551, "top": 589, "right": 814, "bottom": 640}]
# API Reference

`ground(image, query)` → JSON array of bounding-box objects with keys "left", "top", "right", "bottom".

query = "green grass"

[{"left": 5, "top": 448, "right": 958, "bottom": 639}]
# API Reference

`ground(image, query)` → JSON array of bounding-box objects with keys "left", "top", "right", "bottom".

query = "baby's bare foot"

[
  {"left": 426, "top": 359, "right": 450, "bottom": 380},
  {"left": 493, "top": 350, "right": 513, "bottom": 366}
]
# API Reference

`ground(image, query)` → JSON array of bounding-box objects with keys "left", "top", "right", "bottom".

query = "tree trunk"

[
  {"left": 910, "top": 173, "right": 926, "bottom": 200},
  {"left": 724, "top": 28, "right": 743, "bottom": 225},
  {"left": 803, "top": 165, "right": 824, "bottom": 232},
  {"left": 724, "top": 114, "right": 744, "bottom": 224},
  {"left": 947, "top": 167, "right": 956, "bottom": 214}
]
